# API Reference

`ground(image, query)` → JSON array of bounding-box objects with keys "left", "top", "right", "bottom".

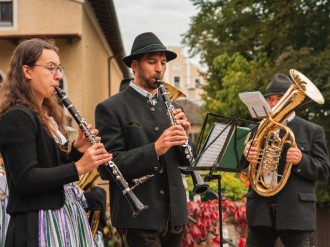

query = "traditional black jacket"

[
  {"left": 0, "top": 105, "right": 80, "bottom": 215},
  {"left": 95, "top": 86, "right": 189, "bottom": 229},
  {"left": 245, "top": 116, "right": 330, "bottom": 230}
]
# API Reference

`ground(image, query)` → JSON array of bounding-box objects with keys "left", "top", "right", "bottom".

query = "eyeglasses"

[
  {"left": 33, "top": 64, "right": 64, "bottom": 75},
  {"left": 266, "top": 96, "right": 282, "bottom": 103}
]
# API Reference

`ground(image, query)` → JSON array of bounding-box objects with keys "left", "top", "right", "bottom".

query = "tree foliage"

[
  {"left": 201, "top": 52, "right": 270, "bottom": 120},
  {"left": 184, "top": 0, "right": 330, "bottom": 143},
  {"left": 183, "top": 0, "right": 330, "bottom": 205},
  {"left": 184, "top": 0, "right": 330, "bottom": 64}
]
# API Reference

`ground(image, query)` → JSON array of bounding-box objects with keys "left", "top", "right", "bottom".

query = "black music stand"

[{"left": 187, "top": 112, "right": 256, "bottom": 247}]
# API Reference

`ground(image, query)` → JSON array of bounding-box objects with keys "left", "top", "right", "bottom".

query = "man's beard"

[
  {"left": 137, "top": 67, "right": 160, "bottom": 90},
  {"left": 144, "top": 78, "right": 158, "bottom": 90}
]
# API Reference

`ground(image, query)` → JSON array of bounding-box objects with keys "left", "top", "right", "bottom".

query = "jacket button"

[
  {"left": 301, "top": 147, "right": 305, "bottom": 151},
  {"left": 150, "top": 106, "right": 155, "bottom": 112},
  {"left": 297, "top": 168, "right": 301, "bottom": 173},
  {"left": 154, "top": 167, "right": 159, "bottom": 171},
  {"left": 159, "top": 169, "right": 163, "bottom": 174},
  {"left": 154, "top": 127, "right": 159, "bottom": 131},
  {"left": 160, "top": 190, "right": 165, "bottom": 195}
]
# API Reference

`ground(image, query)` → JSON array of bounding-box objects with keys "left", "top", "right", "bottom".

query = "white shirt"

[{"left": 129, "top": 81, "right": 158, "bottom": 105}]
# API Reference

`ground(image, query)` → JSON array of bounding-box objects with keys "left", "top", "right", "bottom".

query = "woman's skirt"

[
  {"left": 38, "top": 184, "right": 94, "bottom": 247},
  {"left": 0, "top": 195, "right": 9, "bottom": 247}
]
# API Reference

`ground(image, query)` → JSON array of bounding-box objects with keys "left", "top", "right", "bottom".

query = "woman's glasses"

[{"left": 32, "top": 64, "right": 64, "bottom": 75}]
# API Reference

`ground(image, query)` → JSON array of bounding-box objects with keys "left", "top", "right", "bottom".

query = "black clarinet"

[
  {"left": 55, "top": 87, "right": 149, "bottom": 218},
  {"left": 156, "top": 79, "right": 209, "bottom": 194}
]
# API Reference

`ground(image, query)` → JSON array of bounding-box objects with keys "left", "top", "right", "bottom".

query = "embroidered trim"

[{"left": 133, "top": 44, "right": 167, "bottom": 55}]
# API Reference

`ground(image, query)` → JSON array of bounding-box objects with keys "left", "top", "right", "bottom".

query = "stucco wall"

[
  {"left": 1, "top": 0, "right": 82, "bottom": 36},
  {"left": 0, "top": 40, "right": 16, "bottom": 77},
  {"left": 0, "top": 0, "right": 125, "bottom": 128}
]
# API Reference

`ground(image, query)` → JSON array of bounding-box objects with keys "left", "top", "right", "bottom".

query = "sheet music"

[
  {"left": 196, "top": 122, "right": 231, "bottom": 167},
  {"left": 239, "top": 91, "right": 271, "bottom": 118}
]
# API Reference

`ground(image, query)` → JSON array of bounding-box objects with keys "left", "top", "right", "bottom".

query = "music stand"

[{"left": 187, "top": 112, "right": 256, "bottom": 246}]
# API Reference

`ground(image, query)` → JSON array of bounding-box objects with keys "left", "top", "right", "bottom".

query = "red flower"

[
  {"left": 238, "top": 237, "right": 246, "bottom": 247},
  {"left": 183, "top": 199, "right": 248, "bottom": 246}
]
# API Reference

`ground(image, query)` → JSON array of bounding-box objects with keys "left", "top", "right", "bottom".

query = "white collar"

[
  {"left": 281, "top": 112, "right": 296, "bottom": 125},
  {"left": 129, "top": 81, "right": 158, "bottom": 101}
]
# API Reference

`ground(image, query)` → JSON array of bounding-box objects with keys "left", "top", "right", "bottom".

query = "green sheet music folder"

[
  {"left": 219, "top": 126, "right": 250, "bottom": 171},
  {"left": 194, "top": 123, "right": 250, "bottom": 172}
]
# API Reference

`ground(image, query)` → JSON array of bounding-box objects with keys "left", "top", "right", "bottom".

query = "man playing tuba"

[{"left": 243, "top": 73, "right": 330, "bottom": 247}]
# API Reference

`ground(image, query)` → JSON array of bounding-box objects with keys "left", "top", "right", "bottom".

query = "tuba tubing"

[
  {"left": 55, "top": 87, "right": 148, "bottom": 218},
  {"left": 248, "top": 69, "right": 324, "bottom": 197},
  {"left": 157, "top": 79, "right": 209, "bottom": 194}
]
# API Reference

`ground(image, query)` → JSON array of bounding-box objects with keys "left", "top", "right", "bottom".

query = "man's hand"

[
  {"left": 286, "top": 147, "right": 302, "bottom": 165},
  {"left": 243, "top": 140, "right": 260, "bottom": 163},
  {"left": 155, "top": 125, "right": 188, "bottom": 156},
  {"left": 172, "top": 108, "right": 191, "bottom": 136}
]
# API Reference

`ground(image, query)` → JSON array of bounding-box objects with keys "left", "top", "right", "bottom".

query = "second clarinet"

[
  {"left": 156, "top": 79, "right": 209, "bottom": 194},
  {"left": 55, "top": 87, "right": 148, "bottom": 218}
]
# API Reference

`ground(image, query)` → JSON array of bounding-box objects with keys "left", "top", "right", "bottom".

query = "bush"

[
  {"left": 182, "top": 199, "right": 247, "bottom": 247},
  {"left": 183, "top": 172, "right": 249, "bottom": 246}
]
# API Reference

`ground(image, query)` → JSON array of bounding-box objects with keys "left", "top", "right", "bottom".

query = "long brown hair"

[{"left": 0, "top": 38, "right": 67, "bottom": 138}]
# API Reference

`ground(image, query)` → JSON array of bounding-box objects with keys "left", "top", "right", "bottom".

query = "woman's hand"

[
  {"left": 75, "top": 143, "right": 112, "bottom": 176},
  {"left": 73, "top": 124, "right": 101, "bottom": 153}
]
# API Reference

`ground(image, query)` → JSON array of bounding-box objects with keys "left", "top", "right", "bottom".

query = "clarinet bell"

[
  {"left": 131, "top": 200, "right": 149, "bottom": 218},
  {"left": 179, "top": 167, "right": 209, "bottom": 194},
  {"left": 191, "top": 171, "right": 209, "bottom": 194}
]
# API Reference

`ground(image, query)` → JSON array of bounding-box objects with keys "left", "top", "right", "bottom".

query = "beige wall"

[
  {"left": 165, "top": 46, "right": 186, "bottom": 91},
  {"left": 73, "top": 6, "right": 109, "bottom": 126},
  {"left": 1, "top": 0, "right": 82, "bottom": 36},
  {"left": 110, "top": 58, "right": 126, "bottom": 94},
  {"left": 0, "top": 40, "right": 16, "bottom": 77},
  {"left": 0, "top": 0, "right": 125, "bottom": 129},
  {"left": 188, "top": 62, "right": 205, "bottom": 100},
  {"left": 165, "top": 46, "right": 206, "bottom": 102}
]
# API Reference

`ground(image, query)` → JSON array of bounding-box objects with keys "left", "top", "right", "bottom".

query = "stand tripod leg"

[
  {"left": 215, "top": 174, "right": 236, "bottom": 247},
  {"left": 218, "top": 174, "right": 223, "bottom": 246}
]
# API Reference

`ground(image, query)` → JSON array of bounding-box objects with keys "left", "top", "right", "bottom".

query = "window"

[
  {"left": 0, "top": 0, "right": 13, "bottom": 26},
  {"left": 195, "top": 78, "right": 201, "bottom": 87},
  {"left": 174, "top": 76, "right": 181, "bottom": 88}
]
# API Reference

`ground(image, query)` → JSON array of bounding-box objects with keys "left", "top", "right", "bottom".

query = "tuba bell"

[
  {"left": 76, "top": 169, "right": 100, "bottom": 192},
  {"left": 248, "top": 69, "right": 324, "bottom": 197}
]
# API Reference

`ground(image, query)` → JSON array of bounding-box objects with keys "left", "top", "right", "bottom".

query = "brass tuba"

[
  {"left": 248, "top": 69, "right": 324, "bottom": 197},
  {"left": 76, "top": 169, "right": 100, "bottom": 192}
]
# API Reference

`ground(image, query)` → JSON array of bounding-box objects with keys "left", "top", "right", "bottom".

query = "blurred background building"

[
  {"left": 0, "top": 0, "right": 129, "bottom": 137},
  {"left": 165, "top": 46, "right": 206, "bottom": 143}
]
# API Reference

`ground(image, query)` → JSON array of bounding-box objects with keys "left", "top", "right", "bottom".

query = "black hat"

[
  {"left": 122, "top": 32, "right": 177, "bottom": 68},
  {"left": 264, "top": 74, "right": 292, "bottom": 97}
]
